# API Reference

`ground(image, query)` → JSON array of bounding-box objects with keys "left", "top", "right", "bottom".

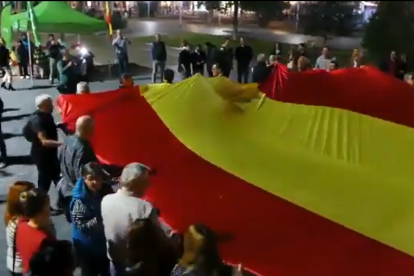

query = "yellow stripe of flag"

[{"left": 143, "top": 75, "right": 414, "bottom": 256}]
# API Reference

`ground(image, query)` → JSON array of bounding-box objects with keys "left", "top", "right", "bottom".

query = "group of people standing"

[
  {"left": 0, "top": 33, "right": 89, "bottom": 94},
  {"left": 149, "top": 34, "right": 255, "bottom": 84},
  {"left": 4, "top": 92, "right": 245, "bottom": 276}
]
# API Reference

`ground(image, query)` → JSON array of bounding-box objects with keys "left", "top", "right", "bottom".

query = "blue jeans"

[{"left": 117, "top": 55, "right": 128, "bottom": 75}]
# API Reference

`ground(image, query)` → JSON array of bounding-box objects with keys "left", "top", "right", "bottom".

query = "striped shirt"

[
  {"left": 6, "top": 218, "right": 56, "bottom": 273},
  {"left": 71, "top": 199, "right": 99, "bottom": 233},
  {"left": 6, "top": 219, "right": 22, "bottom": 273}
]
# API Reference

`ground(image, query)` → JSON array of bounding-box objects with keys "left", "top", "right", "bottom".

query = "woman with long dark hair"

[
  {"left": 125, "top": 218, "right": 178, "bottom": 276},
  {"left": 170, "top": 224, "right": 243, "bottom": 276}
]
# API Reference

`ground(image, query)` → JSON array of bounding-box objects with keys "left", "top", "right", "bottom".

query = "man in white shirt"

[
  {"left": 101, "top": 162, "right": 170, "bottom": 276},
  {"left": 314, "top": 47, "right": 331, "bottom": 71}
]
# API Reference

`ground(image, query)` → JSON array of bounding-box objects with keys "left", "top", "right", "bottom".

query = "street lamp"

[
  {"left": 147, "top": 1, "right": 151, "bottom": 18},
  {"left": 296, "top": 1, "right": 300, "bottom": 32},
  {"left": 179, "top": 1, "right": 183, "bottom": 28}
]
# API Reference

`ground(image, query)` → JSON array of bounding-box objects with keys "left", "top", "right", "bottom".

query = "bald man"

[{"left": 58, "top": 115, "right": 99, "bottom": 221}]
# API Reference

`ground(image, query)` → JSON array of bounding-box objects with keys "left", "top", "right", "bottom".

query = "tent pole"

[{"left": 27, "top": 31, "right": 34, "bottom": 87}]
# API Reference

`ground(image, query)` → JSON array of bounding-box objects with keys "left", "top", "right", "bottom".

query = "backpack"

[{"left": 22, "top": 113, "right": 37, "bottom": 142}]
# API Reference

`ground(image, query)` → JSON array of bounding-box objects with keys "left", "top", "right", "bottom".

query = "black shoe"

[
  {"left": 0, "top": 82, "right": 6, "bottom": 90},
  {"left": 7, "top": 84, "right": 15, "bottom": 91}
]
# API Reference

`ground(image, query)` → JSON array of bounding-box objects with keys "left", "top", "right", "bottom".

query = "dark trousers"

[
  {"left": 222, "top": 66, "right": 231, "bottom": 78},
  {"left": 75, "top": 243, "right": 110, "bottom": 276},
  {"left": 237, "top": 65, "right": 249, "bottom": 83},
  {"left": 35, "top": 157, "right": 60, "bottom": 193},
  {"left": 193, "top": 66, "right": 204, "bottom": 76},
  {"left": 18, "top": 61, "right": 28, "bottom": 77},
  {"left": 117, "top": 54, "right": 128, "bottom": 75},
  {"left": 0, "top": 123, "right": 7, "bottom": 161},
  {"left": 9, "top": 272, "right": 23, "bottom": 276},
  {"left": 206, "top": 63, "right": 213, "bottom": 77}
]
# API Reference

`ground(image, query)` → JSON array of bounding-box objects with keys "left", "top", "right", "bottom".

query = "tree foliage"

[
  {"left": 362, "top": 1, "right": 414, "bottom": 60},
  {"left": 198, "top": 1, "right": 288, "bottom": 17},
  {"left": 299, "top": 1, "right": 360, "bottom": 36}
]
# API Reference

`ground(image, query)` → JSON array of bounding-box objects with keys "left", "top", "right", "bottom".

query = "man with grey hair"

[
  {"left": 76, "top": 81, "right": 90, "bottom": 94},
  {"left": 23, "top": 94, "right": 62, "bottom": 213},
  {"left": 101, "top": 162, "right": 171, "bottom": 275},
  {"left": 252, "top": 53, "right": 272, "bottom": 83}
]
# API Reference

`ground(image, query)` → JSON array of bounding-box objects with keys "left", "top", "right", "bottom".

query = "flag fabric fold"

[
  {"left": 57, "top": 75, "right": 414, "bottom": 276},
  {"left": 258, "top": 66, "right": 414, "bottom": 128}
]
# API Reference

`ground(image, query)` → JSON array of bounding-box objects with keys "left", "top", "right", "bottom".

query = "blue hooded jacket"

[{"left": 70, "top": 178, "right": 107, "bottom": 258}]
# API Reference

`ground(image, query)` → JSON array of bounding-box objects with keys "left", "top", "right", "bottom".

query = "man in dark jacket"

[
  {"left": 46, "top": 34, "right": 61, "bottom": 84},
  {"left": 70, "top": 162, "right": 109, "bottom": 276},
  {"left": 17, "top": 33, "right": 32, "bottom": 79},
  {"left": 216, "top": 38, "right": 233, "bottom": 78},
  {"left": 151, "top": 34, "right": 167, "bottom": 83},
  {"left": 191, "top": 44, "right": 206, "bottom": 75},
  {"left": 57, "top": 50, "right": 77, "bottom": 94},
  {"left": 58, "top": 115, "right": 98, "bottom": 221},
  {"left": 252, "top": 54, "right": 272, "bottom": 83},
  {"left": 235, "top": 37, "right": 253, "bottom": 83},
  {"left": 204, "top": 42, "right": 217, "bottom": 77}
]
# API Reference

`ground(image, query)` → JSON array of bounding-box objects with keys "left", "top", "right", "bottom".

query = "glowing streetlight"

[{"left": 179, "top": 1, "right": 183, "bottom": 28}]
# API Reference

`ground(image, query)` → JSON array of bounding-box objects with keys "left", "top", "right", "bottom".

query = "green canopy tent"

[
  {"left": 10, "top": 2, "right": 106, "bottom": 33},
  {"left": 1, "top": 2, "right": 107, "bottom": 46}
]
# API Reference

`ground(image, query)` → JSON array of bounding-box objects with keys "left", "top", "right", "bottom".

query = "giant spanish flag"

[{"left": 57, "top": 72, "right": 414, "bottom": 276}]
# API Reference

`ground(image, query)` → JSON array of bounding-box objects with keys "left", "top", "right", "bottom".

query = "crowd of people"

[
  {"left": 146, "top": 34, "right": 413, "bottom": 87},
  {"left": 4, "top": 93, "right": 245, "bottom": 276},
  {"left": 1, "top": 30, "right": 413, "bottom": 276},
  {"left": 0, "top": 33, "right": 90, "bottom": 94}
]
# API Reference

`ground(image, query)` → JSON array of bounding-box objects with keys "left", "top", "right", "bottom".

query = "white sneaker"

[
  {"left": 20, "top": 76, "right": 24, "bottom": 79},
  {"left": 25, "top": 76, "right": 30, "bottom": 79}
]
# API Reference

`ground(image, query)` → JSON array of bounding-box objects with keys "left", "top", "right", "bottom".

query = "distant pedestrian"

[
  {"left": 178, "top": 43, "right": 191, "bottom": 80},
  {"left": 46, "top": 34, "right": 61, "bottom": 84},
  {"left": 204, "top": 42, "right": 217, "bottom": 77},
  {"left": 151, "top": 34, "right": 167, "bottom": 83},
  {"left": 0, "top": 38, "right": 15, "bottom": 91},
  {"left": 235, "top": 37, "right": 253, "bottom": 83},
  {"left": 112, "top": 29, "right": 130, "bottom": 75},
  {"left": 314, "top": 47, "right": 331, "bottom": 71}
]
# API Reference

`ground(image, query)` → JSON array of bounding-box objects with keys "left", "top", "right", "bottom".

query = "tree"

[
  {"left": 362, "top": 1, "right": 414, "bottom": 62},
  {"left": 300, "top": 1, "right": 360, "bottom": 37},
  {"left": 240, "top": 1, "right": 289, "bottom": 27},
  {"left": 198, "top": 1, "right": 289, "bottom": 38}
]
